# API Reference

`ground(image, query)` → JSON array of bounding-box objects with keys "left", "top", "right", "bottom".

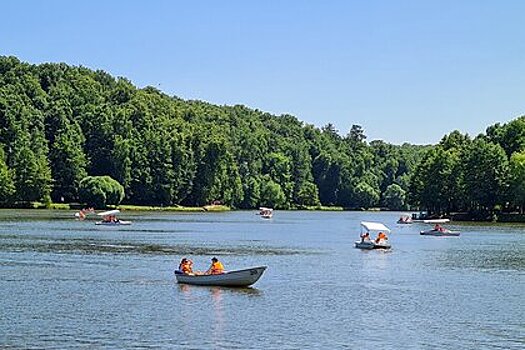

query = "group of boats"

[
  {"left": 355, "top": 214, "right": 461, "bottom": 250},
  {"left": 76, "top": 207, "right": 458, "bottom": 285}
]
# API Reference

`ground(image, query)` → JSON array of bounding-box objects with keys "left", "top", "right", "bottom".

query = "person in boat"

[
  {"left": 375, "top": 231, "right": 388, "bottom": 244},
  {"left": 360, "top": 232, "right": 371, "bottom": 242},
  {"left": 206, "top": 257, "right": 225, "bottom": 275},
  {"left": 434, "top": 224, "right": 444, "bottom": 232},
  {"left": 178, "top": 258, "right": 194, "bottom": 275}
]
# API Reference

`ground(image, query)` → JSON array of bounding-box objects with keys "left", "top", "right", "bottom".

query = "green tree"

[
  {"left": 0, "top": 147, "right": 15, "bottom": 204},
  {"left": 508, "top": 150, "right": 525, "bottom": 212},
  {"left": 259, "top": 176, "right": 286, "bottom": 209},
  {"left": 383, "top": 184, "right": 407, "bottom": 210},
  {"left": 353, "top": 182, "right": 380, "bottom": 209},
  {"left": 49, "top": 121, "right": 87, "bottom": 202},
  {"left": 78, "top": 176, "right": 124, "bottom": 208},
  {"left": 463, "top": 139, "right": 509, "bottom": 212}
]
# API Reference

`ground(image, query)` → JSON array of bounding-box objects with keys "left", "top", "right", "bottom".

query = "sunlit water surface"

[{"left": 0, "top": 210, "right": 523, "bottom": 349}]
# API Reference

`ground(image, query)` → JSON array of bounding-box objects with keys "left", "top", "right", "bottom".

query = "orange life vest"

[{"left": 211, "top": 261, "right": 225, "bottom": 274}]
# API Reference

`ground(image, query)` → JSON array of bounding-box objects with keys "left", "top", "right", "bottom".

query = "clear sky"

[{"left": 2, "top": 0, "right": 524, "bottom": 144}]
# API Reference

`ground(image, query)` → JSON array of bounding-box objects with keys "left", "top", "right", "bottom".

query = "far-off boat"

[
  {"left": 397, "top": 214, "right": 413, "bottom": 224},
  {"left": 95, "top": 209, "right": 132, "bottom": 226},
  {"left": 174, "top": 266, "right": 267, "bottom": 287},
  {"left": 420, "top": 225, "right": 460, "bottom": 236},
  {"left": 259, "top": 207, "right": 273, "bottom": 219}
]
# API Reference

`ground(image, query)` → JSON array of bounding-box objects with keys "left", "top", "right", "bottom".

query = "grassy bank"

[{"left": 114, "top": 204, "right": 231, "bottom": 212}]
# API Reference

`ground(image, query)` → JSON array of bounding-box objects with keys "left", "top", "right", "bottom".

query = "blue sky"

[{"left": 2, "top": 0, "right": 524, "bottom": 144}]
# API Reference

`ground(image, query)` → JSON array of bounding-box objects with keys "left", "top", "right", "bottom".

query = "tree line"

[
  {"left": 0, "top": 56, "right": 430, "bottom": 209},
  {"left": 409, "top": 118, "right": 525, "bottom": 218},
  {"left": 3, "top": 55, "right": 523, "bottom": 215}
]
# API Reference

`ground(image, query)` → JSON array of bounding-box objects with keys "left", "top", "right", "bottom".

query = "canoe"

[
  {"left": 174, "top": 266, "right": 267, "bottom": 287},
  {"left": 420, "top": 229, "right": 460, "bottom": 236},
  {"left": 354, "top": 240, "right": 391, "bottom": 250}
]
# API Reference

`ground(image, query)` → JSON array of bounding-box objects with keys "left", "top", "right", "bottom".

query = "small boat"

[
  {"left": 420, "top": 229, "right": 460, "bottom": 236},
  {"left": 397, "top": 214, "right": 413, "bottom": 224},
  {"left": 354, "top": 240, "right": 392, "bottom": 250},
  {"left": 95, "top": 209, "right": 132, "bottom": 225},
  {"left": 420, "top": 222, "right": 459, "bottom": 236},
  {"left": 259, "top": 207, "right": 273, "bottom": 219},
  {"left": 411, "top": 211, "right": 450, "bottom": 223},
  {"left": 355, "top": 221, "right": 392, "bottom": 250},
  {"left": 174, "top": 266, "right": 267, "bottom": 287}
]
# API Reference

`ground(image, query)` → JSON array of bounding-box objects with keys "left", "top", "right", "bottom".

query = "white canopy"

[
  {"left": 97, "top": 209, "right": 120, "bottom": 217},
  {"left": 360, "top": 221, "right": 391, "bottom": 233},
  {"left": 423, "top": 219, "right": 450, "bottom": 224}
]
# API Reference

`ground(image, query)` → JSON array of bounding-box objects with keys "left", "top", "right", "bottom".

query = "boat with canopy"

[
  {"left": 355, "top": 221, "right": 392, "bottom": 249},
  {"left": 95, "top": 209, "right": 132, "bottom": 225}
]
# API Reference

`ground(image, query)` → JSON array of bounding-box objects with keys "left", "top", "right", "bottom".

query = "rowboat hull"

[
  {"left": 354, "top": 241, "right": 391, "bottom": 250},
  {"left": 175, "top": 266, "right": 267, "bottom": 287},
  {"left": 420, "top": 230, "right": 460, "bottom": 236}
]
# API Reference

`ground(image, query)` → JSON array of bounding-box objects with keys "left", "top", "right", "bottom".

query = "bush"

[{"left": 78, "top": 176, "right": 124, "bottom": 208}]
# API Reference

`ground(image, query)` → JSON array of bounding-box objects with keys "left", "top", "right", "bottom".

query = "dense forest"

[{"left": 1, "top": 55, "right": 524, "bottom": 216}]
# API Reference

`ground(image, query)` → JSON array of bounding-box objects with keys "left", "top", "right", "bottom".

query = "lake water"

[{"left": 0, "top": 210, "right": 523, "bottom": 349}]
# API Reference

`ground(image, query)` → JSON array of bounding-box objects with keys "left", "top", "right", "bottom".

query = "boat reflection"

[{"left": 178, "top": 283, "right": 262, "bottom": 297}]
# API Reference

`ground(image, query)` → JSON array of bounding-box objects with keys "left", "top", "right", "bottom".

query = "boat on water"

[
  {"left": 95, "top": 209, "right": 132, "bottom": 225},
  {"left": 174, "top": 266, "right": 267, "bottom": 287},
  {"left": 397, "top": 214, "right": 413, "bottom": 224},
  {"left": 420, "top": 229, "right": 460, "bottom": 236},
  {"left": 411, "top": 211, "right": 450, "bottom": 224},
  {"left": 355, "top": 221, "right": 392, "bottom": 250},
  {"left": 259, "top": 207, "right": 273, "bottom": 219}
]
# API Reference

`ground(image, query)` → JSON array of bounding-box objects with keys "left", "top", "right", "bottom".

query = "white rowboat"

[{"left": 174, "top": 266, "right": 267, "bottom": 287}]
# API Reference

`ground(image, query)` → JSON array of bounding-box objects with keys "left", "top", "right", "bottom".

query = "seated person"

[
  {"left": 178, "top": 258, "right": 194, "bottom": 275},
  {"left": 360, "top": 232, "right": 371, "bottom": 242},
  {"left": 206, "top": 257, "right": 225, "bottom": 275},
  {"left": 375, "top": 231, "right": 388, "bottom": 243},
  {"left": 434, "top": 224, "right": 444, "bottom": 232}
]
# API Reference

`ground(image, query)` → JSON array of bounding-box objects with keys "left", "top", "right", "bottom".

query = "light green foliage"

[
  {"left": 353, "top": 182, "right": 380, "bottom": 209},
  {"left": 463, "top": 138, "right": 509, "bottom": 211},
  {"left": 78, "top": 176, "right": 124, "bottom": 208},
  {"left": 259, "top": 176, "right": 286, "bottom": 209},
  {"left": 509, "top": 151, "right": 525, "bottom": 212},
  {"left": 0, "top": 148, "right": 15, "bottom": 203},
  {"left": 383, "top": 184, "right": 407, "bottom": 210},
  {"left": 0, "top": 55, "right": 479, "bottom": 211}
]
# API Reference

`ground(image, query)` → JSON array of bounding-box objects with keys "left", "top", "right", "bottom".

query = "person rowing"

[{"left": 205, "top": 257, "right": 225, "bottom": 275}]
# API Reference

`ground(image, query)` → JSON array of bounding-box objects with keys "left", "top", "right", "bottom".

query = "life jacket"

[{"left": 211, "top": 261, "right": 225, "bottom": 274}]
